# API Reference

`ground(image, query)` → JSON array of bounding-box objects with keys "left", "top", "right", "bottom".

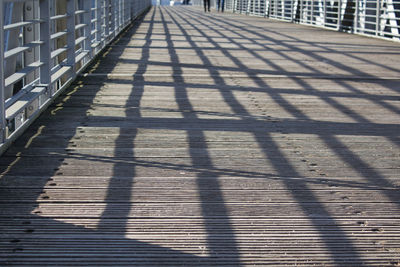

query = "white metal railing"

[
  {"left": 192, "top": 0, "right": 400, "bottom": 41},
  {"left": 0, "top": 0, "right": 151, "bottom": 154}
]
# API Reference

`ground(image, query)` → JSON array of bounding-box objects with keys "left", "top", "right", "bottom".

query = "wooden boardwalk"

[{"left": 1, "top": 6, "right": 400, "bottom": 266}]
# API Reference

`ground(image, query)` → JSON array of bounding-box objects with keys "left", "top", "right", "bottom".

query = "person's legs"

[{"left": 221, "top": 0, "right": 224, "bottom": 12}]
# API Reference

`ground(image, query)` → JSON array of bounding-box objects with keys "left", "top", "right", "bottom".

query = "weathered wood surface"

[{"left": 1, "top": 6, "right": 400, "bottom": 266}]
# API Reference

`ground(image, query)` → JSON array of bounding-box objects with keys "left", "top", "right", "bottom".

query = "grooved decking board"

[{"left": 1, "top": 6, "right": 400, "bottom": 266}]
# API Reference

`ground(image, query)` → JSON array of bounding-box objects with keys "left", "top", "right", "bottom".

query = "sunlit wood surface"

[{"left": 1, "top": 6, "right": 400, "bottom": 266}]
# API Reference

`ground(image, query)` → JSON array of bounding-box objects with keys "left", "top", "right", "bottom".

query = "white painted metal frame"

[
  {"left": 0, "top": 0, "right": 151, "bottom": 154},
  {"left": 0, "top": 3, "right": 5, "bottom": 143},
  {"left": 192, "top": 0, "right": 400, "bottom": 40}
]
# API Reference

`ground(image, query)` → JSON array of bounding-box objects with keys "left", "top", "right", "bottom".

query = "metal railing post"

[
  {"left": 354, "top": 0, "right": 358, "bottom": 32},
  {"left": 24, "top": 1, "right": 39, "bottom": 84},
  {"left": 96, "top": 0, "right": 102, "bottom": 44},
  {"left": 115, "top": 0, "right": 120, "bottom": 31},
  {"left": 110, "top": 0, "right": 115, "bottom": 38},
  {"left": 128, "top": 0, "right": 131, "bottom": 23},
  {"left": 129, "top": 0, "right": 133, "bottom": 20},
  {"left": 39, "top": 0, "right": 51, "bottom": 88},
  {"left": 122, "top": 0, "right": 126, "bottom": 25},
  {"left": 66, "top": 0, "right": 76, "bottom": 77},
  {"left": 128, "top": 0, "right": 131, "bottom": 22},
  {"left": 131, "top": 1, "right": 136, "bottom": 19},
  {"left": 105, "top": 0, "right": 110, "bottom": 39},
  {"left": 121, "top": 0, "right": 124, "bottom": 27},
  {"left": 83, "top": 0, "right": 92, "bottom": 57},
  {"left": 269, "top": 0, "right": 272, "bottom": 17},
  {"left": 0, "top": 2, "right": 5, "bottom": 143},
  {"left": 311, "top": 0, "right": 314, "bottom": 24},
  {"left": 291, "top": 0, "right": 294, "bottom": 21},
  {"left": 264, "top": 0, "right": 267, "bottom": 17},
  {"left": 376, "top": 0, "right": 380, "bottom": 36},
  {"left": 300, "top": 0, "right": 303, "bottom": 22},
  {"left": 338, "top": 0, "right": 342, "bottom": 29}
]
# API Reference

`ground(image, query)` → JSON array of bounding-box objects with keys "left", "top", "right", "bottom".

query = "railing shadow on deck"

[
  {"left": 0, "top": 8, "right": 204, "bottom": 266},
  {"left": 170, "top": 5, "right": 400, "bottom": 264},
  {"left": 177, "top": 6, "right": 400, "bottom": 194},
  {"left": 164, "top": 6, "right": 366, "bottom": 265},
  {"left": 0, "top": 6, "right": 242, "bottom": 266},
  {"left": 0, "top": 5, "right": 399, "bottom": 266}
]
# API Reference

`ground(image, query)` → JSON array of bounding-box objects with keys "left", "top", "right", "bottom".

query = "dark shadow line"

[
  {"left": 58, "top": 152, "right": 274, "bottom": 178},
  {"left": 159, "top": 7, "right": 242, "bottom": 264},
  {"left": 186, "top": 6, "right": 400, "bottom": 75},
  {"left": 173, "top": 7, "right": 400, "bottom": 169},
  {"left": 97, "top": 8, "right": 155, "bottom": 231},
  {"left": 173, "top": 9, "right": 400, "bottom": 146},
  {"left": 0, "top": 6, "right": 399, "bottom": 266},
  {"left": 185, "top": 6, "right": 400, "bottom": 202},
  {"left": 322, "top": 134, "right": 399, "bottom": 202},
  {"left": 94, "top": 78, "right": 400, "bottom": 101},
  {"left": 168, "top": 6, "right": 399, "bottom": 265},
  {"left": 71, "top": 114, "right": 400, "bottom": 136},
  {"left": 177, "top": 7, "right": 400, "bottom": 121},
  {"left": 183, "top": 7, "right": 400, "bottom": 96},
  {"left": 167, "top": 6, "right": 365, "bottom": 266}
]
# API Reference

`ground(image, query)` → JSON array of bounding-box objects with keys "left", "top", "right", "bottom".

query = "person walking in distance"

[
  {"left": 204, "top": 0, "right": 210, "bottom": 12},
  {"left": 217, "top": 0, "right": 224, "bottom": 12}
]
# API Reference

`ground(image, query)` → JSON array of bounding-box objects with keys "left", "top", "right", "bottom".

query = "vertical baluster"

[
  {"left": 122, "top": 0, "right": 126, "bottom": 26},
  {"left": 311, "top": 0, "right": 314, "bottom": 24},
  {"left": 128, "top": 0, "right": 132, "bottom": 20},
  {"left": 24, "top": 1, "right": 38, "bottom": 85},
  {"left": 39, "top": 0, "right": 51, "bottom": 89},
  {"left": 119, "top": 0, "right": 124, "bottom": 30},
  {"left": 115, "top": 0, "right": 120, "bottom": 32},
  {"left": 127, "top": 0, "right": 130, "bottom": 24},
  {"left": 132, "top": 0, "right": 135, "bottom": 18},
  {"left": 270, "top": 0, "right": 273, "bottom": 17},
  {"left": 354, "top": 0, "right": 358, "bottom": 32},
  {"left": 376, "top": 0, "right": 380, "bottom": 36},
  {"left": 0, "top": 1, "right": 5, "bottom": 143},
  {"left": 104, "top": 0, "right": 110, "bottom": 39},
  {"left": 95, "top": 0, "right": 102, "bottom": 47},
  {"left": 128, "top": 0, "right": 131, "bottom": 23},
  {"left": 337, "top": 0, "right": 341, "bottom": 29},
  {"left": 291, "top": 0, "right": 294, "bottom": 21},
  {"left": 110, "top": 0, "right": 115, "bottom": 38},
  {"left": 83, "top": 0, "right": 92, "bottom": 58},
  {"left": 66, "top": 0, "right": 76, "bottom": 77}
]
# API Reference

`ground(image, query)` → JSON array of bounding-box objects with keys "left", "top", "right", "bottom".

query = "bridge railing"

[
  {"left": 193, "top": 0, "right": 400, "bottom": 41},
  {"left": 0, "top": 0, "right": 151, "bottom": 154}
]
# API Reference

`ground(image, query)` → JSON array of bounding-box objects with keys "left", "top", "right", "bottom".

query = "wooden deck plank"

[{"left": 1, "top": 6, "right": 400, "bottom": 266}]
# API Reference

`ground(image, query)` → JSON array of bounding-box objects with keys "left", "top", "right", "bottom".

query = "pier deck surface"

[{"left": 1, "top": 6, "right": 400, "bottom": 266}]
